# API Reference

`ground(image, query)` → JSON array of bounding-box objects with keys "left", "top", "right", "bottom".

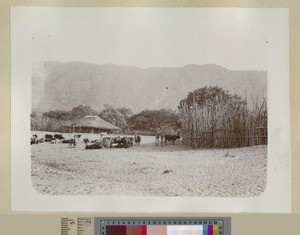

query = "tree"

[
  {"left": 43, "top": 105, "right": 98, "bottom": 121},
  {"left": 43, "top": 110, "right": 71, "bottom": 120},
  {"left": 127, "top": 109, "right": 181, "bottom": 133},
  {"left": 70, "top": 105, "right": 98, "bottom": 119},
  {"left": 99, "top": 104, "right": 129, "bottom": 131},
  {"left": 117, "top": 107, "right": 133, "bottom": 120}
]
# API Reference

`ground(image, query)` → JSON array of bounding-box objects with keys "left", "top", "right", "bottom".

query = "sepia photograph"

[
  {"left": 30, "top": 22, "right": 267, "bottom": 197},
  {"left": 11, "top": 7, "right": 290, "bottom": 212}
]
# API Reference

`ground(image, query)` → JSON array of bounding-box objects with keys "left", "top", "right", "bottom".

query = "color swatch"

[
  {"left": 147, "top": 225, "right": 167, "bottom": 235},
  {"left": 106, "top": 225, "right": 219, "bottom": 235}
]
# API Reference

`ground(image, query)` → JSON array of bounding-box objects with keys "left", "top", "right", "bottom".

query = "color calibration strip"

[
  {"left": 99, "top": 219, "right": 224, "bottom": 235},
  {"left": 104, "top": 225, "right": 219, "bottom": 235}
]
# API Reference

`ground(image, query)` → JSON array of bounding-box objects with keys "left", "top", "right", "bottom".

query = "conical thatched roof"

[{"left": 71, "top": 115, "right": 120, "bottom": 130}]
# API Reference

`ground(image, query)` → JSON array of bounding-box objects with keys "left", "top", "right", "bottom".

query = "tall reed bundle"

[{"left": 179, "top": 87, "right": 267, "bottom": 148}]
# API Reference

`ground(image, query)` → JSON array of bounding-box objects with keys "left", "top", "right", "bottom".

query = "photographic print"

[
  {"left": 11, "top": 7, "right": 290, "bottom": 212},
  {"left": 30, "top": 24, "right": 267, "bottom": 197}
]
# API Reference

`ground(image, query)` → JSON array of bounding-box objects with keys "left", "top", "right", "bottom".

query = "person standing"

[
  {"left": 136, "top": 134, "right": 141, "bottom": 145},
  {"left": 160, "top": 134, "right": 164, "bottom": 146},
  {"left": 155, "top": 134, "right": 159, "bottom": 146}
]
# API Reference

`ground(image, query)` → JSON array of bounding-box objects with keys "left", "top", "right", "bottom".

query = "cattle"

[
  {"left": 114, "top": 137, "right": 126, "bottom": 148},
  {"left": 110, "top": 136, "right": 132, "bottom": 148},
  {"left": 30, "top": 134, "right": 38, "bottom": 145},
  {"left": 134, "top": 135, "right": 141, "bottom": 145},
  {"left": 100, "top": 137, "right": 111, "bottom": 148},
  {"left": 83, "top": 138, "right": 89, "bottom": 146},
  {"left": 69, "top": 138, "right": 76, "bottom": 147},
  {"left": 45, "top": 134, "right": 53, "bottom": 142},
  {"left": 37, "top": 138, "right": 44, "bottom": 143},
  {"left": 110, "top": 136, "right": 120, "bottom": 147},
  {"left": 128, "top": 137, "right": 134, "bottom": 147},
  {"left": 54, "top": 134, "right": 65, "bottom": 140},
  {"left": 122, "top": 137, "right": 131, "bottom": 148},
  {"left": 85, "top": 140, "right": 102, "bottom": 149},
  {"left": 74, "top": 134, "right": 81, "bottom": 142},
  {"left": 164, "top": 134, "right": 180, "bottom": 145}
]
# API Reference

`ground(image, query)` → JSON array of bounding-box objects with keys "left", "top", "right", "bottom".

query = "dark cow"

[
  {"left": 83, "top": 138, "right": 89, "bottom": 146},
  {"left": 110, "top": 136, "right": 131, "bottom": 148},
  {"left": 134, "top": 135, "right": 141, "bottom": 145},
  {"left": 45, "top": 134, "right": 53, "bottom": 142},
  {"left": 30, "top": 134, "right": 38, "bottom": 145},
  {"left": 128, "top": 137, "right": 134, "bottom": 147},
  {"left": 85, "top": 140, "right": 102, "bottom": 149},
  {"left": 54, "top": 134, "right": 65, "bottom": 140},
  {"left": 69, "top": 138, "right": 76, "bottom": 147},
  {"left": 122, "top": 137, "right": 132, "bottom": 148},
  {"left": 110, "top": 136, "right": 120, "bottom": 147},
  {"left": 164, "top": 134, "right": 180, "bottom": 145},
  {"left": 116, "top": 137, "right": 128, "bottom": 148}
]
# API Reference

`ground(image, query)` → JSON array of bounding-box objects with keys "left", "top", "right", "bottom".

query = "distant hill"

[{"left": 32, "top": 62, "right": 267, "bottom": 113}]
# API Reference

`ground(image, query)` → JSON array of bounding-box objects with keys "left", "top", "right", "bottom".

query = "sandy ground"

[{"left": 31, "top": 131, "right": 267, "bottom": 197}]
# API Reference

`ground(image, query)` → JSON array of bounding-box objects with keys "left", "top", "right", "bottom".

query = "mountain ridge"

[{"left": 32, "top": 61, "right": 267, "bottom": 113}]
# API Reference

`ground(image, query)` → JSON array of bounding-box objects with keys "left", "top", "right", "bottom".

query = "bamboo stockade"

[{"left": 179, "top": 91, "right": 267, "bottom": 148}]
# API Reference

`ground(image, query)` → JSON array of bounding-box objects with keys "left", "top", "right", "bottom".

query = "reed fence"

[{"left": 180, "top": 96, "right": 267, "bottom": 148}]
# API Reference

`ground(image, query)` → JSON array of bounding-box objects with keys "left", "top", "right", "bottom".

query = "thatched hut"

[{"left": 63, "top": 115, "right": 120, "bottom": 134}]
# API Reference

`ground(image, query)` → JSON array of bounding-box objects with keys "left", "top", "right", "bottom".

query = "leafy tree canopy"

[
  {"left": 70, "top": 105, "right": 98, "bottom": 119},
  {"left": 43, "top": 105, "right": 98, "bottom": 120},
  {"left": 117, "top": 107, "right": 133, "bottom": 119},
  {"left": 127, "top": 109, "right": 181, "bottom": 133},
  {"left": 99, "top": 104, "right": 129, "bottom": 131}
]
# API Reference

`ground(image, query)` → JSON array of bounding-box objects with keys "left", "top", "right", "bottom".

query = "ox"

[
  {"left": 45, "top": 134, "right": 53, "bottom": 142},
  {"left": 69, "top": 138, "right": 76, "bottom": 147},
  {"left": 30, "top": 134, "right": 38, "bottom": 145},
  {"left": 54, "top": 134, "right": 65, "bottom": 140},
  {"left": 85, "top": 140, "right": 102, "bottom": 149},
  {"left": 83, "top": 138, "right": 89, "bottom": 146},
  {"left": 110, "top": 136, "right": 131, "bottom": 148},
  {"left": 164, "top": 134, "right": 180, "bottom": 145},
  {"left": 134, "top": 135, "right": 141, "bottom": 145}
]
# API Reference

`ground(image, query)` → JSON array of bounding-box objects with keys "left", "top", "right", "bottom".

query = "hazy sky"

[{"left": 31, "top": 9, "right": 267, "bottom": 71}]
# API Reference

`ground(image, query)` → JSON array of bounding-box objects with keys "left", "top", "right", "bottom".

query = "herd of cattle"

[
  {"left": 83, "top": 135, "right": 141, "bottom": 149},
  {"left": 30, "top": 134, "right": 81, "bottom": 145},
  {"left": 30, "top": 133, "right": 180, "bottom": 149},
  {"left": 30, "top": 133, "right": 142, "bottom": 149}
]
